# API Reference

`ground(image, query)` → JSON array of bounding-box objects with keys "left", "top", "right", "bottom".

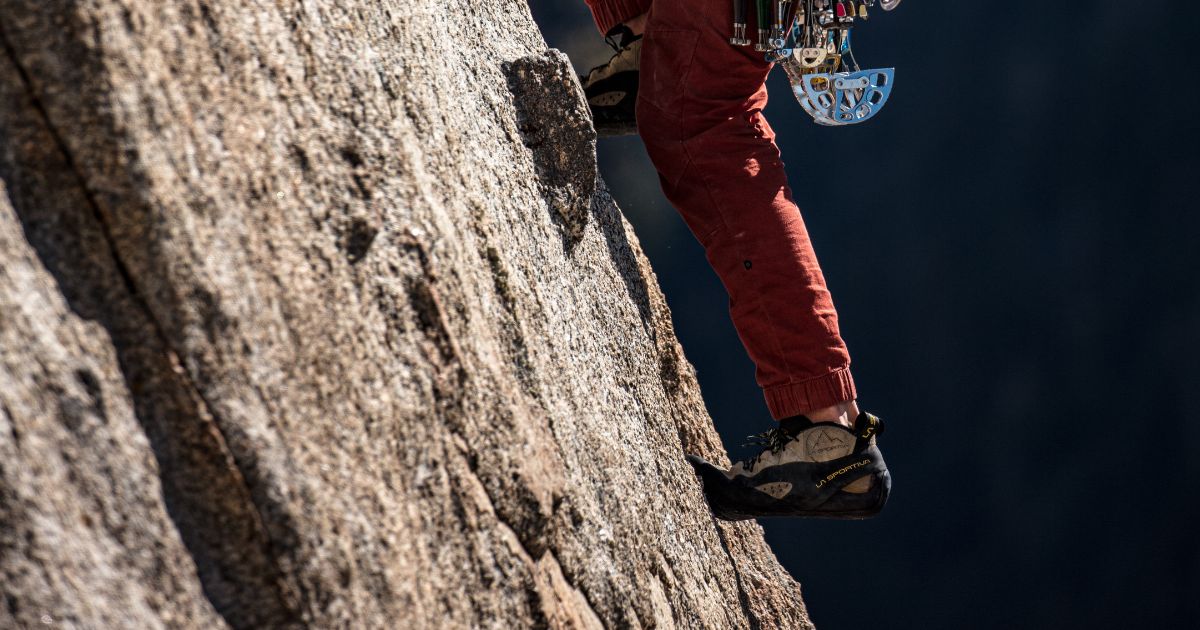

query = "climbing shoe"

[
  {"left": 687, "top": 412, "right": 891, "bottom": 521},
  {"left": 580, "top": 24, "right": 641, "bottom": 137}
]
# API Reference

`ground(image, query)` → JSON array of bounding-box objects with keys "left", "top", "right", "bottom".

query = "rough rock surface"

[{"left": 0, "top": 1, "right": 813, "bottom": 628}]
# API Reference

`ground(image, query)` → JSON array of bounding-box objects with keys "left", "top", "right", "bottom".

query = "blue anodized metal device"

[{"left": 731, "top": 0, "right": 899, "bottom": 126}]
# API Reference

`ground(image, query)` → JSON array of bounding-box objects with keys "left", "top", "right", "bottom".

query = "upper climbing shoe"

[
  {"left": 580, "top": 24, "right": 641, "bottom": 137},
  {"left": 687, "top": 412, "right": 891, "bottom": 521}
]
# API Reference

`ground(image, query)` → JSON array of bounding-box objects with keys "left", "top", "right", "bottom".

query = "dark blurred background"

[{"left": 528, "top": 1, "right": 1200, "bottom": 629}]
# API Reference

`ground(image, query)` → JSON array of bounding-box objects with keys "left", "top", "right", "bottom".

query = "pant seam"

[{"left": 681, "top": 134, "right": 798, "bottom": 379}]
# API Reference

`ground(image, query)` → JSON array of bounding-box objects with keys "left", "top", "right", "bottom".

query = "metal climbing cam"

[{"left": 730, "top": 0, "right": 901, "bottom": 126}]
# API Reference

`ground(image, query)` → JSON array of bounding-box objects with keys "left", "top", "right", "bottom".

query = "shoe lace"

[
  {"left": 586, "top": 32, "right": 630, "bottom": 81},
  {"left": 604, "top": 24, "right": 639, "bottom": 52},
  {"left": 740, "top": 427, "right": 795, "bottom": 472}
]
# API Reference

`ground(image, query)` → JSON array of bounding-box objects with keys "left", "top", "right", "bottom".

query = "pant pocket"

[
  {"left": 636, "top": 29, "right": 698, "bottom": 188},
  {"left": 637, "top": 29, "right": 699, "bottom": 117}
]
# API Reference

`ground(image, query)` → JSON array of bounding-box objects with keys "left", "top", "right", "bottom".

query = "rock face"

[{"left": 0, "top": 1, "right": 812, "bottom": 628}]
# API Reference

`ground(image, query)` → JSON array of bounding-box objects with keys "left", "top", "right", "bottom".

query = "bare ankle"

[{"left": 805, "top": 400, "right": 860, "bottom": 429}]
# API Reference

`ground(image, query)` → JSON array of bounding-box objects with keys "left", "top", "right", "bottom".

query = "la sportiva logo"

[{"left": 815, "top": 458, "right": 871, "bottom": 488}]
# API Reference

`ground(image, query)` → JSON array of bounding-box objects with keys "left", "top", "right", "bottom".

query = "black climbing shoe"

[
  {"left": 580, "top": 24, "right": 641, "bottom": 137},
  {"left": 687, "top": 412, "right": 891, "bottom": 521}
]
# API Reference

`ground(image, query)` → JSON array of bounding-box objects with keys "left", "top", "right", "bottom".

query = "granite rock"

[{"left": 0, "top": 1, "right": 813, "bottom": 627}]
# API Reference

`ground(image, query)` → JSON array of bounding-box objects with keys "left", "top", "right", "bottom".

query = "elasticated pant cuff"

[
  {"left": 763, "top": 367, "right": 858, "bottom": 420},
  {"left": 585, "top": 0, "right": 652, "bottom": 34}
]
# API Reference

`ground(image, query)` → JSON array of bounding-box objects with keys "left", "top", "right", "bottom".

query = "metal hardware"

[
  {"left": 740, "top": 0, "right": 899, "bottom": 126},
  {"left": 731, "top": 0, "right": 751, "bottom": 46}
]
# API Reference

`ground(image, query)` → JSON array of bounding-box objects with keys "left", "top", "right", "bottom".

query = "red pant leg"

[
  {"left": 585, "top": 0, "right": 652, "bottom": 34},
  {"left": 635, "top": 0, "right": 857, "bottom": 419}
]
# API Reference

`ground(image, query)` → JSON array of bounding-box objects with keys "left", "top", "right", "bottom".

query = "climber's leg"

[
  {"left": 600, "top": 0, "right": 893, "bottom": 520},
  {"left": 636, "top": 0, "right": 858, "bottom": 422}
]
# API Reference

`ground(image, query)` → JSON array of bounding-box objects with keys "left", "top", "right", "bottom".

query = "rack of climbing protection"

[{"left": 730, "top": 0, "right": 901, "bottom": 126}]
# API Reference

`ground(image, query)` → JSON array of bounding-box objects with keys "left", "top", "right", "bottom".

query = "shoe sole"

[
  {"left": 687, "top": 454, "right": 891, "bottom": 521},
  {"left": 595, "top": 121, "right": 638, "bottom": 138}
]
